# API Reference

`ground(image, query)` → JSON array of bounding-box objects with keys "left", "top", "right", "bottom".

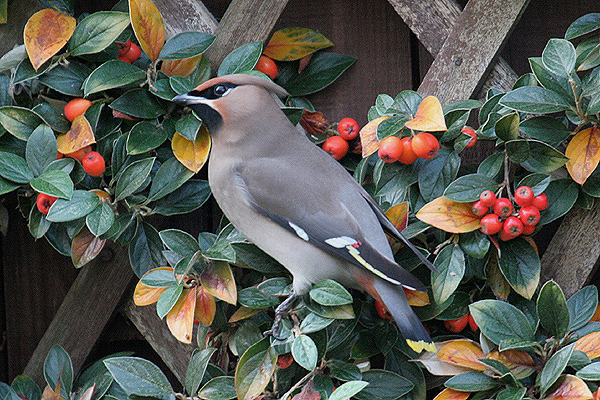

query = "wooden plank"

[
  {"left": 121, "top": 297, "right": 196, "bottom": 384},
  {"left": 388, "top": 0, "right": 519, "bottom": 95},
  {"left": 203, "top": 0, "right": 290, "bottom": 70},
  {"left": 22, "top": 245, "right": 134, "bottom": 386},
  {"left": 153, "top": 0, "right": 218, "bottom": 37},
  {"left": 416, "top": 0, "right": 530, "bottom": 103}
]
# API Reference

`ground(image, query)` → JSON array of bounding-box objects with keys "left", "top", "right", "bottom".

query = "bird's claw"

[{"left": 263, "top": 292, "right": 298, "bottom": 340}]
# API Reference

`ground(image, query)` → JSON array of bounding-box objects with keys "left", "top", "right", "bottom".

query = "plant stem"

[{"left": 279, "top": 368, "right": 318, "bottom": 400}]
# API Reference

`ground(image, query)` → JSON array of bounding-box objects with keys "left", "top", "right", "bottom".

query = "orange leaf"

[
  {"left": 129, "top": 0, "right": 165, "bottom": 63},
  {"left": 404, "top": 287, "right": 430, "bottom": 307},
  {"left": 433, "top": 388, "right": 470, "bottom": 400},
  {"left": 172, "top": 127, "right": 211, "bottom": 173},
  {"left": 416, "top": 197, "right": 481, "bottom": 233},
  {"left": 359, "top": 116, "right": 390, "bottom": 157},
  {"left": 574, "top": 331, "right": 600, "bottom": 359},
  {"left": 24, "top": 9, "right": 76, "bottom": 70},
  {"left": 566, "top": 127, "right": 600, "bottom": 185},
  {"left": 161, "top": 55, "right": 203, "bottom": 77},
  {"left": 229, "top": 306, "right": 262, "bottom": 323},
  {"left": 416, "top": 341, "right": 474, "bottom": 376},
  {"left": 264, "top": 27, "right": 333, "bottom": 61},
  {"left": 486, "top": 349, "right": 536, "bottom": 379},
  {"left": 166, "top": 287, "right": 196, "bottom": 343},
  {"left": 134, "top": 267, "right": 173, "bottom": 306},
  {"left": 200, "top": 260, "right": 237, "bottom": 304},
  {"left": 437, "top": 339, "right": 486, "bottom": 371},
  {"left": 71, "top": 227, "right": 105, "bottom": 268},
  {"left": 386, "top": 202, "right": 409, "bottom": 232},
  {"left": 544, "top": 375, "right": 593, "bottom": 400},
  {"left": 42, "top": 382, "right": 64, "bottom": 400},
  {"left": 299, "top": 110, "right": 330, "bottom": 140},
  {"left": 591, "top": 303, "right": 600, "bottom": 322},
  {"left": 56, "top": 115, "right": 96, "bottom": 154},
  {"left": 404, "top": 96, "right": 447, "bottom": 132},
  {"left": 195, "top": 285, "right": 216, "bottom": 327}
]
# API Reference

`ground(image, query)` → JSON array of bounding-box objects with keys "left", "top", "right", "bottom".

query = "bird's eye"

[{"left": 214, "top": 84, "right": 228, "bottom": 96}]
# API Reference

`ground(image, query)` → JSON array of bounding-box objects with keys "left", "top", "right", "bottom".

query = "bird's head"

[{"left": 172, "top": 74, "right": 290, "bottom": 134}]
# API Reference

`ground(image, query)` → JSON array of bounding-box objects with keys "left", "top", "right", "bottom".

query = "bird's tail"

[{"left": 372, "top": 277, "right": 436, "bottom": 353}]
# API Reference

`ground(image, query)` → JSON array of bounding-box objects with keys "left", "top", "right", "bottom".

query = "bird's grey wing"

[{"left": 236, "top": 157, "right": 426, "bottom": 291}]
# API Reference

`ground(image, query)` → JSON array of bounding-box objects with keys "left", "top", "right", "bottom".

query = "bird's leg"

[{"left": 263, "top": 291, "right": 299, "bottom": 340}]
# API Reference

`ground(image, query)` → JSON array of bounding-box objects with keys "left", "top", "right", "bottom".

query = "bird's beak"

[{"left": 172, "top": 93, "right": 205, "bottom": 105}]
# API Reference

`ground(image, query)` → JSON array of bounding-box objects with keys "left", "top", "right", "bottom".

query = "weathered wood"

[
  {"left": 204, "top": 0, "right": 290, "bottom": 70},
  {"left": 153, "top": 0, "right": 218, "bottom": 37},
  {"left": 22, "top": 245, "right": 134, "bottom": 386},
  {"left": 540, "top": 204, "right": 600, "bottom": 297},
  {"left": 388, "top": 0, "right": 519, "bottom": 95},
  {"left": 122, "top": 297, "right": 195, "bottom": 384},
  {"left": 416, "top": 0, "right": 529, "bottom": 103}
]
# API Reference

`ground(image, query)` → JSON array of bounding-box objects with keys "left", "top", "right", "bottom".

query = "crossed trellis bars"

[{"left": 19, "top": 0, "right": 600, "bottom": 387}]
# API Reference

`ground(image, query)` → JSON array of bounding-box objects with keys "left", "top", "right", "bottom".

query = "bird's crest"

[{"left": 193, "top": 74, "right": 289, "bottom": 98}]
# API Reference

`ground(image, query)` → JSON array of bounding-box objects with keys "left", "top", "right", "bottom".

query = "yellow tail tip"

[{"left": 407, "top": 339, "right": 436, "bottom": 353}]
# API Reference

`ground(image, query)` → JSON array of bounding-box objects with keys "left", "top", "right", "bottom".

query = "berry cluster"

[
  {"left": 322, "top": 117, "right": 361, "bottom": 160},
  {"left": 444, "top": 312, "right": 478, "bottom": 333},
  {"left": 473, "top": 186, "right": 548, "bottom": 241},
  {"left": 378, "top": 132, "right": 440, "bottom": 164}
]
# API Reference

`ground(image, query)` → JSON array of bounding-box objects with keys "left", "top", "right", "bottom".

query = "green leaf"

[
  {"left": 565, "top": 13, "right": 600, "bottom": 40},
  {"left": 126, "top": 121, "right": 168, "bottom": 155},
  {"left": 0, "top": 106, "right": 43, "bottom": 140},
  {"left": 257, "top": 277, "right": 291, "bottom": 296},
  {"left": 354, "top": 370, "right": 413, "bottom": 400},
  {"left": 141, "top": 268, "right": 177, "bottom": 288},
  {"left": 537, "top": 280, "right": 569, "bottom": 338},
  {"left": 469, "top": 299, "right": 536, "bottom": 346},
  {"left": 520, "top": 140, "right": 568, "bottom": 174},
  {"left": 0, "top": 151, "right": 31, "bottom": 183},
  {"left": 30, "top": 170, "right": 73, "bottom": 200},
  {"left": 443, "top": 173, "right": 500, "bottom": 203},
  {"left": 576, "top": 361, "right": 600, "bottom": 380},
  {"left": 186, "top": 347, "right": 217, "bottom": 396},
  {"left": 495, "top": 112, "right": 520, "bottom": 141},
  {"left": 151, "top": 79, "right": 178, "bottom": 101},
  {"left": 540, "top": 343, "right": 575, "bottom": 397},
  {"left": 432, "top": 245, "right": 465, "bottom": 304},
  {"left": 32, "top": 102, "right": 70, "bottom": 133},
  {"left": 234, "top": 337, "right": 277, "bottom": 400},
  {"left": 156, "top": 284, "right": 184, "bottom": 318},
  {"left": 84, "top": 60, "right": 146, "bottom": 96},
  {"left": 147, "top": 157, "right": 194, "bottom": 202},
  {"left": 69, "top": 12, "right": 130, "bottom": 55},
  {"left": 499, "top": 86, "right": 571, "bottom": 114},
  {"left": 418, "top": 149, "right": 461, "bottom": 202},
  {"left": 329, "top": 381, "right": 369, "bottom": 400},
  {"left": 498, "top": 238, "right": 540, "bottom": 300},
  {"left": 389, "top": 90, "right": 422, "bottom": 116},
  {"left": 39, "top": 61, "right": 91, "bottom": 97},
  {"left": 159, "top": 229, "right": 200, "bottom": 257},
  {"left": 299, "top": 312, "right": 333, "bottom": 334},
  {"left": 129, "top": 221, "right": 166, "bottom": 277},
  {"left": 529, "top": 57, "right": 576, "bottom": 104},
  {"left": 159, "top": 32, "right": 215, "bottom": 60},
  {"left": 231, "top": 243, "right": 285, "bottom": 274},
  {"left": 115, "top": 157, "right": 155, "bottom": 201},
  {"left": 327, "top": 360, "right": 362, "bottom": 382},
  {"left": 292, "top": 335, "right": 318, "bottom": 371},
  {"left": 376, "top": 116, "right": 408, "bottom": 140},
  {"left": 520, "top": 116, "right": 571, "bottom": 143},
  {"left": 542, "top": 38, "right": 577, "bottom": 77},
  {"left": 110, "top": 89, "right": 165, "bottom": 119},
  {"left": 153, "top": 179, "right": 211, "bottom": 216},
  {"left": 516, "top": 173, "right": 551, "bottom": 196},
  {"left": 282, "top": 52, "right": 356, "bottom": 97},
  {"left": 444, "top": 371, "right": 498, "bottom": 392},
  {"left": 46, "top": 190, "right": 99, "bottom": 222},
  {"left": 218, "top": 42, "right": 263, "bottom": 76},
  {"left": 309, "top": 279, "right": 352, "bottom": 306},
  {"left": 505, "top": 139, "right": 530, "bottom": 164},
  {"left": 27, "top": 124, "right": 58, "bottom": 178},
  {"left": 10, "top": 376, "right": 41, "bottom": 400},
  {"left": 86, "top": 203, "right": 115, "bottom": 237},
  {"left": 198, "top": 376, "right": 236, "bottom": 400},
  {"left": 567, "top": 285, "right": 598, "bottom": 331},
  {"left": 43, "top": 344, "right": 73, "bottom": 397},
  {"left": 104, "top": 356, "right": 172, "bottom": 396},
  {"left": 539, "top": 179, "right": 578, "bottom": 225},
  {"left": 175, "top": 112, "right": 203, "bottom": 141},
  {"left": 477, "top": 152, "right": 504, "bottom": 178},
  {"left": 1, "top": 384, "right": 23, "bottom": 400},
  {"left": 237, "top": 287, "right": 279, "bottom": 309},
  {"left": 14, "top": 58, "right": 48, "bottom": 84}
]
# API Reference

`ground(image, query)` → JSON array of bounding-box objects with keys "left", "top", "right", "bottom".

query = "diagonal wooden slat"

[
  {"left": 415, "top": 0, "right": 530, "bottom": 104},
  {"left": 154, "top": 0, "right": 218, "bottom": 37},
  {"left": 388, "top": 0, "right": 520, "bottom": 96}
]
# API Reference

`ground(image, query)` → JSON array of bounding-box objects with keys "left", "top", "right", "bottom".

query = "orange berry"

[
  {"left": 337, "top": 117, "right": 360, "bottom": 141},
  {"left": 64, "top": 145, "right": 91, "bottom": 162},
  {"left": 462, "top": 127, "right": 477, "bottom": 148},
  {"left": 322, "top": 136, "right": 349, "bottom": 161},
  {"left": 254, "top": 55, "right": 278, "bottom": 79},
  {"left": 81, "top": 151, "right": 105, "bottom": 177},
  {"left": 411, "top": 132, "right": 439, "bottom": 159},
  {"left": 64, "top": 98, "right": 92, "bottom": 122},
  {"left": 397, "top": 137, "right": 418, "bottom": 164},
  {"left": 378, "top": 136, "right": 403, "bottom": 163}
]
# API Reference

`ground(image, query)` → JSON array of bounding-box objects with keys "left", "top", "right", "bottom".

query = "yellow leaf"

[
  {"left": 405, "top": 96, "right": 447, "bottom": 132},
  {"left": 433, "top": 388, "right": 470, "bottom": 400},
  {"left": 359, "top": 116, "right": 390, "bottom": 157},
  {"left": 229, "top": 306, "right": 262, "bottom": 323},
  {"left": 404, "top": 287, "right": 430, "bottom": 307},
  {"left": 264, "top": 27, "right": 333, "bottom": 61},
  {"left": 416, "top": 197, "right": 481, "bottom": 233},
  {"left": 575, "top": 331, "right": 600, "bottom": 359},
  {"left": 42, "top": 382, "right": 64, "bottom": 400},
  {"left": 166, "top": 287, "right": 196, "bottom": 343},
  {"left": 172, "top": 127, "right": 211, "bottom": 173},
  {"left": 56, "top": 115, "right": 95, "bottom": 154},
  {"left": 437, "top": 339, "right": 486, "bottom": 371},
  {"left": 486, "top": 349, "right": 536, "bottom": 379},
  {"left": 161, "top": 54, "right": 203, "bottom": 77},
  {"left": 545, "top": 375, "right": 593, "bottom": 400},
  {"left": 24, "top": 9, "right": 76, "bottom": 70},
  {"left": 566, "top": 127, "right": 600, "bottom": 185},
  {"left": 200, "top": 260, "right": 237, "bottom": 304},
  {"left": 195, "top": 285, "right": 216, "bottom": 327},
  {"left": 385, "top": 202, "right": 408, "bottom": 232},
  {"left": 133, "top": 267, "right": 173, "bottom": 306},
  {"left": 129, "top": 0, "right": 165, "bottom": 63},
  {"left": 416, "top": 341, "right": 474, "bottom": 376}
]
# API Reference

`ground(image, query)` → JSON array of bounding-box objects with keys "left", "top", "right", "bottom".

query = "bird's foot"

[{"left": 263, "top": 292, "right": 298, "bottom": 340}]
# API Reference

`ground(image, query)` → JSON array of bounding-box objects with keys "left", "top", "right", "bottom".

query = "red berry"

[
  {"left": 118, "top": 54, "right": 131, "bottom": 63},
  {"left": 515, "top": 186, "right": 534, "bottom": 207},
  {"left": 479, "top": 190, "right": 497, "bottom": 207},
  {"left": 462, "top": 127, "right": 477, "bottom": 148},
  {"left": 64, "top": 98, "right": 92, "bottom": 122},
  {"left": 254, "top": 55, "right": 278, "bottom": 79},
  {"left": 499, "top": 230, "right": 517, "bottom": 241},
  {"left": 532, "top": 193, "right": 548, "bottom": 211},
  {"left": 322, "top": 136, "right": 349, "bottom": 161},
  {"left": 468, "top": 313, "right": 478, "bottom": 332},
  {"left": 125, "top": 42, "right": 141, "bottom": 63},
  {"left": 503, "top": 216, "right": 523, "bottom": 237},
  {"left": 378, "top": 136, "right": 403, "bottom": 163},
  {"left": 480, "top": 214, "right": 503, "bottom": 235},
  {"left": 277, "top": 353, "right": 294, "bottom": 369},
  {"left": 444, "top": 314, "right": 469, "bottom": 333},
  {"left": 81, "top": 151, "right": 106, "bottom": 177},
  {"left": 522, "top": 224, "right": 536, "bottom": 235},
  {"left": 493, "top": 198, "right": 513, "bottom": 217},
  {"left": 337, "top": 117, "right": 360, "bottom": 141},
  {"left": 471, "top": 200, "right": 489, "bottom": 217},
  {"left": 519, "top": 205, "right": 540, "bottom": 226},
  {"left": 117, "top": 40, "right": 132, "bottom": 56},
  {"left": 375, "top": 300, "right": 393, "bottom": 319},
  {"left": 411, "top": 132, "right": 439, "bottom": 159},
  {"left": 36, "top": 193, "right": 58, "bottom": 214},
  {"left": 397, "top": 137, "right": 418, "bottom": 164}
]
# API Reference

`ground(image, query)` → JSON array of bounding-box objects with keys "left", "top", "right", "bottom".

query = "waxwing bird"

[{"left": 172, "top": 74, "right": 436, "bottom": 352}]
